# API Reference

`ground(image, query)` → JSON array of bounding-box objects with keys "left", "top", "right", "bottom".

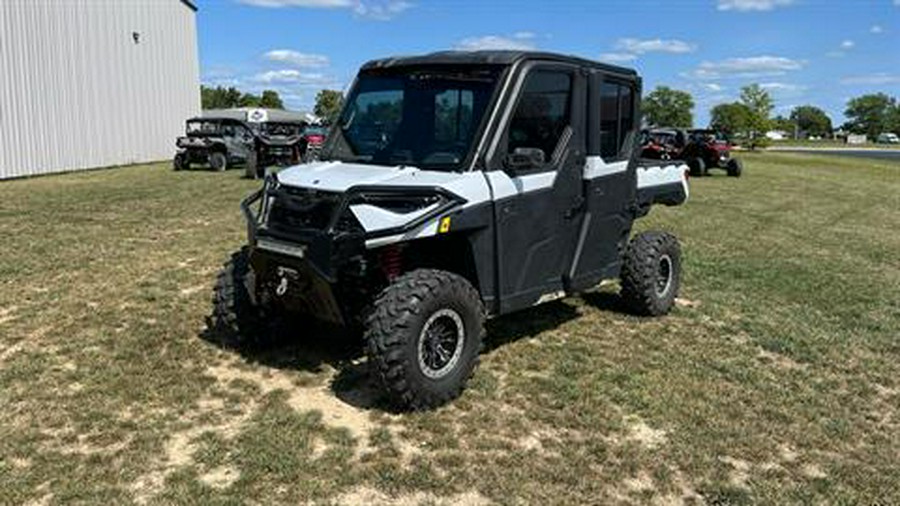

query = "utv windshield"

[
  {"left": 262, "top": 122, "right": 304, "bottom": 136},
  {"left": 186, "top": 120, "right": 222, "bottom": 135},
  {"left": 322, "top": 66, "right": 503, "bottom": 171}
]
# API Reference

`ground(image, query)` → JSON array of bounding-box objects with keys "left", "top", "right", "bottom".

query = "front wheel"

[
  {"left": 245, "top": 152, "right": 259, "bottom": 179},
  {"left": 173, "top": 153, "right": 188, "bottom": 171},
  {"left": 620, "top": 231, "right": 681, "bottom": 316},
  {"left": 727, "top": 158, "right": 743, "bottom": 177},
  {"left": 211, "top": 247, "right": 268, "bottom": 346},
  {"left": 209, "top": 152, "right": 227, "bottom": 172},
  {"left": 365, "top": 269, "right": 485, "bottom": 410},
  {"left": 688, "top": 157, "right": 706, "bottom": 177}
]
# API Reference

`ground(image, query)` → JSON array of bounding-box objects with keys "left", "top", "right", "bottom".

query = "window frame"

[
  {"left": 494, "top": 64, "right": 577, "bottom": 174},
  {"left": 589, "top": 72, "right": 640, "bottom": 162}
]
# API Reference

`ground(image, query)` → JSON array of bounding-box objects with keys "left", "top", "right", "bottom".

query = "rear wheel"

[
  {"left": 620, "top": 231, "right": 681, "bottom": 316},
  {"left": 688, "top": 157, "right": 706, "bottom": 177},
  {"left": 209, "top": 152, "right": 227, "bottom": 172},
  {"left": 727, "top": 158, "right": 743, "bottom": 177},
  {"left": 365, "top": 269, "right": 485, "bottom": 410}
]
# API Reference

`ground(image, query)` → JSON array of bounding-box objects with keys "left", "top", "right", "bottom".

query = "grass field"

[
  {"left": 1, "top": 152, "right": 898, "bottom": 505},
  {"left": 769, "top": 139, "right": 900, "bottom": 150}
]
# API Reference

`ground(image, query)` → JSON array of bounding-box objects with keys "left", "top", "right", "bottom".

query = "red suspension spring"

[{"left": 379, "top": 244, "right": 404, "bottom": 281}]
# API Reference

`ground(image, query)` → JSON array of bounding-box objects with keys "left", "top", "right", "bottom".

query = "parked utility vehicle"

[
  {"left": 640, "top": 128, "right": 742, "bottom": 177},
  {"left": 213, "top": 51, "right": 690, "bottom": 410},
  {"left": 684, "top": 129, "right": 743, "bottom": 177},
  {"left": 174, "top": 116, "right": 307, "bottom": 178}
]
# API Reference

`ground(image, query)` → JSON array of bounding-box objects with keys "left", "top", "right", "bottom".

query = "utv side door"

[
  {"left": 223, "top": 120, "right": 252, "bottom": 163},
  {"left": 567, "top": 73, "right": 640, "bottom": 290},
  {"left": 485, "top": 63, "right": 587, "bottom": 314}
]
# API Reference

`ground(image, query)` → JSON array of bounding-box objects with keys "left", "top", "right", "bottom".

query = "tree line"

[
  {"left": 643, "top": 86, "right": 900, "bottom": 144},
  {"left": 200, "top": 86, "right": 345, "bottom": 125},
  {"left": 201, "top": 85, "right": 285, "bottom": 110}
]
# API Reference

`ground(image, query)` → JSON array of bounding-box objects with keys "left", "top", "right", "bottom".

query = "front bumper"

[
  {"left": 241, "top": 188, "right": 364, "bottom": 283},
  {"left": 241, "top": 188, "right": 364, "bottom": 326}
]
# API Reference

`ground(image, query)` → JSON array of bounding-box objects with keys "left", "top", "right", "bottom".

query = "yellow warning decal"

[{"left": 439, "top": 216, "right": 451, "bottom": 233}]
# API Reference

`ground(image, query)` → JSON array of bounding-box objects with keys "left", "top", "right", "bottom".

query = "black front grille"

[{"left": 267, "top": 188, "right": 341, "bottom": 233}]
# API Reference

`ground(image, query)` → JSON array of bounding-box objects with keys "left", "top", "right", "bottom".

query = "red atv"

[
  {"left": 640, "top": 128, "right": 742, "bottom": 177},
  {"left": 639, "top": 129, "right": 685, "bottom": 161},
  {"left": 682, "top": 129, "right": 742, "bottom": 177},
  {"left": 300, "top": 125, "right": 327, "bottom": 162}
]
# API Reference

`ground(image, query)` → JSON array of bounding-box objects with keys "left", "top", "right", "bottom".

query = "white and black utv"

[
  {"left": 212, "top": 51, "right": 690, "bottom": 410},
  {"left": 174, "top": 116, "right": 307, "bottom": 178}
]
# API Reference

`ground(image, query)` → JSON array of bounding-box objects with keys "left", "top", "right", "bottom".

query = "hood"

[{"left": 276, "top": 160, "right": 470, "bottom": 193}]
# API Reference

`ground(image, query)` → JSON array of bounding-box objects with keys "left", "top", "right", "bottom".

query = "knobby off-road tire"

[
  {"left": 173, "top": 153, "right": 188, "bottom": 171},
  {"left": 245, "top": 152, "right": 259, "bottom": 179},
  {"left": 688, "top": 157, "right": 706, "bottom": 177},
  {"left": 727, "top": 158, "right": 743, "bottom": 177},
  {"left": 620, "top": 231, "right": 681, "bottom": 316},
  {"left": 209, "top": 152, "right": 228, "bottom": 172},
  {"left": 365, "top": 269, "right": 485, "bottom": 411},
  {"left": 211, "top": 247, "right": 267, "bottom": 347}
]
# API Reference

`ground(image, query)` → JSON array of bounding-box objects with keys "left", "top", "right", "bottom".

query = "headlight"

[
  {"left": 346, "top": 190, "right": 460, "bottom": 234},
  {"left": 353, "top": 193, "right": 443, "bottom": 214}
]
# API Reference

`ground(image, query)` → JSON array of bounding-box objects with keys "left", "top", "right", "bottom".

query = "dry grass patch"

[{"left": 1, "top": 154, "right": 899, "bottom": 504}]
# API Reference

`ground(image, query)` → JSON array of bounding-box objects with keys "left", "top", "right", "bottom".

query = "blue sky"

[{"left": 196, "top": 0, "right": 900, "bottom": 126}]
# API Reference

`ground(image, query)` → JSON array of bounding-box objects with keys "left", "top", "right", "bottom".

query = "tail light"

[{"left": 306, "top": 135, "right": 325, "bottom": 145}]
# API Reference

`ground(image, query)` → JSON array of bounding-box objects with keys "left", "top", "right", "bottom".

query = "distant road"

[{"left": 767, "top": 147, "right": 900, "bottom": 162}]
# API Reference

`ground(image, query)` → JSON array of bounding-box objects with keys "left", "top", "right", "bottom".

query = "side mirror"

[{"left": 504, "top": 147, "right": 545, "bottom": 173}]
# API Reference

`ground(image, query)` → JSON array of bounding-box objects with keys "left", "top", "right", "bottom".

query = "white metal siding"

[{"left": 0, "top": 0, "right": 200, "bottom": 179}]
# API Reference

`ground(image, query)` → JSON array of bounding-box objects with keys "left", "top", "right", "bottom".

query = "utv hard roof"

[{"left": 361, "top": 50, "right": 638, "bottom": 76}]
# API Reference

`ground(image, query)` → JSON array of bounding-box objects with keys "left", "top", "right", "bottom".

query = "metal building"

[{"left": 0, "top": 0, "right": 200, "bottom": 179}]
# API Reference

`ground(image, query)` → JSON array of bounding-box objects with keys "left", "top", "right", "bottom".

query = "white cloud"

[
  {"left": 871, "top": 25, "right": 884, "bottom": 34},
  {"left": 455, "top": 33, "right": 536, "bottom": 51},
  {"left": 759, "top": 82, "right": 807, "bottom": 95},
  {"left": 685, "top": 55, "right": 805, "bottom": 79},
  {"left": 254, "top": 69, "right": 304, "bottom": 83},
  {"left": 840, "top": 40, "right": 855, "bottom": 49},
  {"left": 840, "top": 73, "right": 900, "bottom": 85},
  {"left": 703, "top": 83, "right": 724, "bottom": 92},
  {"left": 717, "top": 0, "right": 794, "bottom": 11},
  {"left": 353, "top": 0, "right": 412, "bottom": 20},
  {"left": 264, "top": 49, "right": 329, "bottom": 68},
  {"left": 237, "top": 0, "right": 351, "bottom": 7},
  {"left": 253, "top": 69, "right": 334, "bottom": 86},
  {"left": 615, "top": 38, "right": 696, "bottom": 54},
  {"left": 236, "top": 0, "right": 412, "bottom": 19},
  {"left": 598, "top": 52, "right": 638, "bottom": 63}
]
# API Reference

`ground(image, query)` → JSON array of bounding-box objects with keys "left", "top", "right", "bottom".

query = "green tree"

[
  {"left": 739, "top": 84, "right": 774, "bottom": 149},
  {"left": 642, "top": 86, "right": 694, "bottom": 128},
  {"left": 260, "top": 90, "right": 284, "bottom": 109},
  {"left": 888, "top": 104, "right": 900, "bottom": 135},
  {"left": 709, "top": 102, "right": 752, "bottom": 137},
  {"left": 771, "top": 115, "right": 796, "bottom": 135},
  {"left": 789, "top": 105, "right": 832, "bottom": 138},
  {"left": 844, "top": 93, "right": 896, "bottom": 139},
  {"left": 201, "top": 85, "right": 242, "bottom": 109},
  {"left": 238, "top": 93, "right": 261, "bottom": 108},
  {"left": 200, "top": 86, "right": 285, "bottom": 110},
  {"left": 314, "top": 89, "right": 344, "bottom": 124}
]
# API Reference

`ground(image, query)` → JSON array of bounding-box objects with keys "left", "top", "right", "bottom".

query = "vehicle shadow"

[{"left": 200, "top": 298, "right": 595, "bottom": 414}]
